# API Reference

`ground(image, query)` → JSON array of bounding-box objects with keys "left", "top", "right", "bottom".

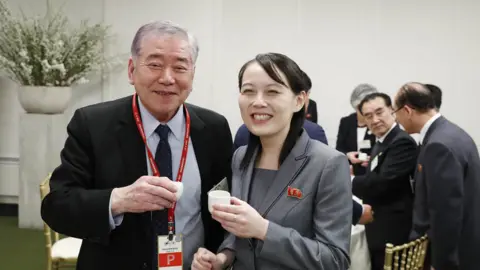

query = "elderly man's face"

[
  {"left": 128, "top": 34, "right": 195, "bottom": 121},
  {"left": 361, "top": 97, "right": 395, "bottom": 137}
]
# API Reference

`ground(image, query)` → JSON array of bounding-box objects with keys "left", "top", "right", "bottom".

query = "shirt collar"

[
  {"left": 377, "top": 122, "right": 397, "bottom": 143},
  {"left": 138, "top": 98, "right": 185, "bottom": 141},
  {"left": 419, "top": 113, "right": 441, "bottom": 144}
]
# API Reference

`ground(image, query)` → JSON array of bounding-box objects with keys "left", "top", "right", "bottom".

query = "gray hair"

[
  {"left": 350, "top": 83, "right": 378, "bottom": 109},
  {"left": 130, "top": 20, "right": 199, "bottom": 64}
]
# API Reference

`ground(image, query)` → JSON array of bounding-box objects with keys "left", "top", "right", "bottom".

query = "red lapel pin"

[
  {"left": 287, "top": 186, "right": 303, "bottom": 199},
  {"left": 418, "top": 164, "right": 423, "bottom": 172}
]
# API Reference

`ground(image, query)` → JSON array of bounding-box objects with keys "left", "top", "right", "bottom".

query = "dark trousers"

[
  {"left": 370, "top": 249, "right": 385, "bottom": 270},
  {"left": 422, "top": 243, "right": 431, "bottom": 269}
]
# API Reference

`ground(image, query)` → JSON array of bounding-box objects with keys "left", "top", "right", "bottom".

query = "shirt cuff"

[{"left": 108, "top": 192, "right": 124, "bottom": 230}]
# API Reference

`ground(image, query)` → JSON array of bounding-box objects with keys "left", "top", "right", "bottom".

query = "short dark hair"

[
  {"left": 395, "top": 82, "right": 436, "bottom": 113},
  {"left": 301, "top": 70, "right": 312, "bottom": 92},
  {"left": 424, "top": 83, "right": 442, "bottom": 109},
  {"left": 238, "top": 53, "right": 306, "bottom": 169},
  {"left": 358, "top": 92, "right": 392, "bottom": 114}
]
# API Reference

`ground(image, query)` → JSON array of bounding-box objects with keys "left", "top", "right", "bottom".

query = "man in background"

[
  {"left": 394, "top": 82, "right": 480, "bottom": 270},
  {"left": 352, "top": 92, "right": 417, "bottom": 270},
  {"left": 303, "top": 70, "right": 318, "bottom": 123},
  {"left": 424, "top": 83, "right": 442, "bottom": 110}
]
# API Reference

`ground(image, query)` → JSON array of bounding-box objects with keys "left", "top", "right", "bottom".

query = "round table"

[{"left": 350, "top": 224, "right": 371, "bottom": 270}]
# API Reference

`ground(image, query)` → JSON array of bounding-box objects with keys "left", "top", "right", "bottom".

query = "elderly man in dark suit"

[
  {"left": 352, "top": 92, "right": 418, "bottom": 270},
  {"left": 394, "top": 82, "right": 480, "bottom": 270},
  {"left": 336, "top": 84, "right": 378, "bottom": 176},
  {"left": 41, "top": 21, "right": 233, "bottom": 270}
]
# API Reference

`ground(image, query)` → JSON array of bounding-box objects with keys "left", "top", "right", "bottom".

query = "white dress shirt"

[
  {"left": 419, "top": 113, "right": 442, "bottom": 144},
  {"left": 109, "top": 99, "right": 204, "bottom": 267}
]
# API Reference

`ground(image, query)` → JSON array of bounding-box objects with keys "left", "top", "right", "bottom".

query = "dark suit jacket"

[
  {"left": 40, "top": 96, "right": 233, "bottom": 270},
  {"left": 352, "top": 124, "right": 417, "bottom": 250},
  {"left": 234, "top": 121, "right": 363, "bottom": 226},
  {"left": 411, "top": 116, "right": 480, "bottom": 270},
  {"left": 336, "top": 113, "right": 376, "bottom": 176},
  {"left": 233, "top": 120, "right": 327, "bottom": 151},
  {"left": 305, "top": 99, "right": 317, "bottom": 123}
]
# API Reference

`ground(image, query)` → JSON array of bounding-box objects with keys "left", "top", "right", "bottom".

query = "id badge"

[
  {"left": 158, "top": 234, "right": 183, "bottom": 269},
  {"left": 370, "top": 155, "right": 378, "bottom": 171}
]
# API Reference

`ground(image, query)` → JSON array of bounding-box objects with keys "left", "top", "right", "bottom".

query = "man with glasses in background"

[
  {"left": 351, "top": 92, "right": 418, "bottom": 270},
  {"left": 393, "top": 82, "right": 480, "bottom": 270}
]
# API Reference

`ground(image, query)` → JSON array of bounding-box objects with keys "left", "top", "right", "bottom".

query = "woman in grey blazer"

[{"left": 192, "top": 53, "right": 352, "bottom": 270}]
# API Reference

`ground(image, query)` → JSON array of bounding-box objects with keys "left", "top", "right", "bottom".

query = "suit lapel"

[
  {"left": 368, "top": 125, "right": 400, "bottom": 172},
  {"left": 240, "top": 148, "right": 257, "bottom": 201},
  {"left": 257, "top": 131, "right": 310, "bottom": 216},
  {"left": 115, "top": 95, "right": 148, "bottom": 185},
  {"left": 186, "top": 105, "right": 209, "bottom": 190}
]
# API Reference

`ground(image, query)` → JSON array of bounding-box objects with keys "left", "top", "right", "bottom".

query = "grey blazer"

[
  {"left": 411, "top": 116, "right": 480, "bottom": 270},
  {"left": 219, "top": 130, "right": 352, "bottom": 270}
]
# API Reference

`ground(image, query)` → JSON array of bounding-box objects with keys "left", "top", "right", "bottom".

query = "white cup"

[
  {"left": 208, "top": 190, "right": 231, "bottom": 213},
  {"left": 358, "top": 152, "right": 368, "bottom": 161},
  {"left": 172, "top": 182, "right": 184, "bottom": 200}
]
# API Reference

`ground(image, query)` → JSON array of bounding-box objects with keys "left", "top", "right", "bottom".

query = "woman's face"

[{"left": 238, "top": 62, "right": 305, "bottom": 138}]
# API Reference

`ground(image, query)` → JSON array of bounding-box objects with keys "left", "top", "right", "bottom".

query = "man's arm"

[
  {"left": 352, "top": 138, "right": 417, "bottom": 199},
  {"left": 41, "top": 109, "right": 113, "bottom": 243},
  {"left": 352, "top": 200, "right": 363, "bottom": 225},
  {"left": 424, "top": 143, "right": 463, "bottom": 270}
]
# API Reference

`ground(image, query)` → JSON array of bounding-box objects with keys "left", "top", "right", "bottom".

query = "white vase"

[{"left": 18, "top": 86, "right": 72, "bottom": 114}]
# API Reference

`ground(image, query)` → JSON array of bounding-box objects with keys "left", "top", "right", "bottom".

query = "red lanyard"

[{"left": 132, "top": 93, "right": 190, "bottom": 234}]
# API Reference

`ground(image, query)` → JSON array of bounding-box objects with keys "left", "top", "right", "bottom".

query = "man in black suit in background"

[
  {"left": 336, "top": 84, "right": 378, "bottom": 176},
  {"left": 41, "top": 21, "right": 233, "bottom": 270},
  {"left": 302, "top": 71, "right": 318, "bottom": 123},
  {"left": 424, "top": 83, "right": 442, "bottom": 110},
  {"left": 352, "top": 93, "right": 418, "bottom": 270},
  {"left": 394, "top": 82, "right": 480, "bottom": 270}
]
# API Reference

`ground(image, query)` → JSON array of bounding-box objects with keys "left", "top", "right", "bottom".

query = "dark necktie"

[
  {"left": 152, "top": 124, "right": 172, "bottom": 269},
  {"left": 370, "top": 140, "right": 383, "bottom": 159}
]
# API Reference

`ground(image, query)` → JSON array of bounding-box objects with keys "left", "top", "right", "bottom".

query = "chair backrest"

[
  {"left": 383, "top": 235, "right": 429, "bottom": 270},
  {"left": 39, "top": 174, "right": 59, "bottom": 261}
]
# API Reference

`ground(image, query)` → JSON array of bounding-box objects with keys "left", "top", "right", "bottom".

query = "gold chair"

[
  {"left": 40, "top": 174, "right": 82, "bottom": 270},
  {"left": 383, "top": 235, "right": 429, "bottom": 270}
]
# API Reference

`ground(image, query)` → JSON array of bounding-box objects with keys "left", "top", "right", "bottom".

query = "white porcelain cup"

[
  {"left": 208, "top": 190, "right": 231, "bottom": 213},
  {"left": 358, "top": 152, "right": 368, "bottom": 161},
  {"left": 172, "top": 182, "right": 184, "bottom": 200}
]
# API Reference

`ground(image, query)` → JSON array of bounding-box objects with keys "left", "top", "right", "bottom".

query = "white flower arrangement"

[{"left": 0, "top": 1, "right": 112, "bottom": 87}]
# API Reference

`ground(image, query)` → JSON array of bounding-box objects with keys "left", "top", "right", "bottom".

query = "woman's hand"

[
  {"left": 212, "top": 197, "right": 269, "bottom": 240},
  {"left": 191, "top": 248, "right": 224, "bottom": 270}
]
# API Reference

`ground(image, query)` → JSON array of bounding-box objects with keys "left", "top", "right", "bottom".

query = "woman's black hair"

[{"left": 238, "top": 53, "right": 308, "bottom": 169}]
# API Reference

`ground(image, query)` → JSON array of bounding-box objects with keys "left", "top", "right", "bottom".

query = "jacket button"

[{"left": 142, "top": 262, "right": 148, "bottom": 269}]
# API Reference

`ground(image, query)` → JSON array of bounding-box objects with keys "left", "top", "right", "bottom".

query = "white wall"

[{"left": 1, "top": 0, "right": 479, "bottom": 201}]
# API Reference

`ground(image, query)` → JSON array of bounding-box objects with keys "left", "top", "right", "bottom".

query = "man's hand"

[
  {"left": 110, "top": 176, "right": 178, "bottom": 215},
  {"left": 347, "top": 151, "right": 363, "bottom": 164},
  {"left": 358, "top": 204, "right": 374, "bottom": 225},
  {"left": 360, "top": 156, "right": 370, "bottom": 167}
]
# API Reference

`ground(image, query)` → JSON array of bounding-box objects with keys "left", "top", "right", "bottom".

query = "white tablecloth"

[
  {"left": 350, "top": 175, "right": 371, "bottom": 270},
  {"left": 350, "top": 225, "right": 371, "bottom": 270}
]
